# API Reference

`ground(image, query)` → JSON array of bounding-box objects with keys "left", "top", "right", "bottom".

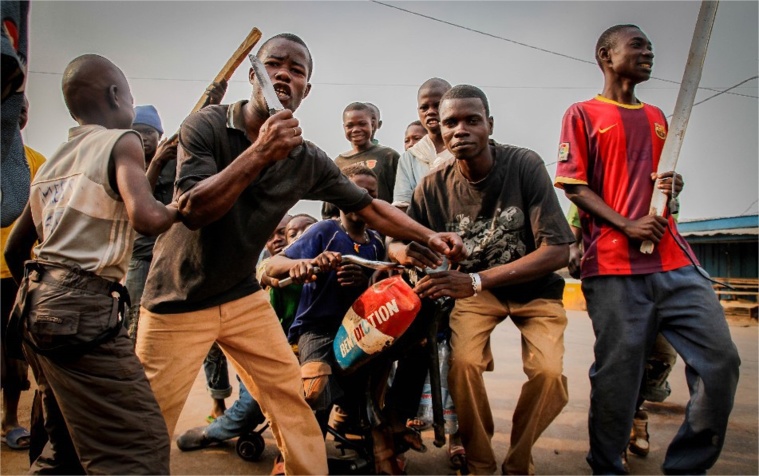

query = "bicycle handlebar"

[{"left": 273, "top": 255, "right": 408, "bottom": 288}]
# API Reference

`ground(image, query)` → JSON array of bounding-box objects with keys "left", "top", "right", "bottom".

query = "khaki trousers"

[
  {"left": 136, "top": 291, "right": 328, "bottom": 475},
  {"left": 448, "top": 291, "right": 568, "bottom": 475}
]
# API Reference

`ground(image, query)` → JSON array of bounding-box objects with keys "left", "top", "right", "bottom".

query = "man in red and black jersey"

[{"left": 555, "top": 24, "right": 740, "bottom": 475}]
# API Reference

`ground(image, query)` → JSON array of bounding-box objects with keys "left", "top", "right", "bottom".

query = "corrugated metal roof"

[
  {"left": 680, "top": 227, "right": 759, "bottom": 237},
  {"left": 678, "top": 214, "right": 758, "bottom": 234}
]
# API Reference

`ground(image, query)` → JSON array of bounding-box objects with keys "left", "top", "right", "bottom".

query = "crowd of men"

[{"left": 1, "top": 7, "right": 741, "bottom": 475}]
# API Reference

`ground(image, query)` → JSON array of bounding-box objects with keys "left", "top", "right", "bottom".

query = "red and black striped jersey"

[{"left": 554, "top": 95, "right": 695, "bottom": 278}]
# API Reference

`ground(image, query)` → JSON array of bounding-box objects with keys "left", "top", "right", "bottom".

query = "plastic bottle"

[
  {"left": 415, "top": 373, "right": 433, "bottom": 427},
  {"left": 439, "top": 339, "right": 459, "bottom": 435}
]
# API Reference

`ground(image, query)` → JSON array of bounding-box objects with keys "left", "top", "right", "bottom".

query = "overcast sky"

[{"left": 23, "top": 1, "right": 758, "bottom": 221}]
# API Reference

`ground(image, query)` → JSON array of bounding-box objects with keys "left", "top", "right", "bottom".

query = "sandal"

[
  {"left": 270, "top": 454, "right": 285, "bottom": 475},
  {"left": 405, "top": 417, "right": 430, "bottom": 431},
  {"left": 1, "top": 426, "right": 30, "bottom": 450},
  {"left": 447, "top": 443, "right": 466, "bottom": 470}
]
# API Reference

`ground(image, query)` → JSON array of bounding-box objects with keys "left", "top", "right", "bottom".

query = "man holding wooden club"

[
  {"left": 555, "top": 24, "right": 740, "bottom": 474},
  {"left": 135, "top": 32, "right": 464, "bottom": 475}
]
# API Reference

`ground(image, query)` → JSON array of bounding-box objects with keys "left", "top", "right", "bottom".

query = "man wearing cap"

[{"left": 125, "top": 105, "right": 177, "bottom": 337}]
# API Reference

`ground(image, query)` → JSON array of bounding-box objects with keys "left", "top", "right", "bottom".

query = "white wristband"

[{"left": 469, "top": 273, "right": 482, "bottom": 296}]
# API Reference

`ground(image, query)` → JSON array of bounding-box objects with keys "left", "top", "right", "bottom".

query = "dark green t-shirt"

[
  {"left": 141, "top": 101, "right": 373, "bottom": 313},
  {"left": 407, "top": 141, "right": 575, "bottom": 303},
  {"left": 334, "top": 143, "right": 399, "bottom": 204}
]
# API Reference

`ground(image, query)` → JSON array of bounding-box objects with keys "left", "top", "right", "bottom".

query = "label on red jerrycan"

[{"left": 333, "top": 275, "right": 421, "bottom": 371}]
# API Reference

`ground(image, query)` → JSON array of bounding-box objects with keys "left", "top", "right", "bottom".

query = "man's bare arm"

[
  {"left": 267, "top": 251, "right": 343, "bottom": 285},
  {"left": 563, "top": 184, "right": 667, "bottom": 243},
  {"left": 112, "top": 134, "right": 178, "bottom": 236},
  {"left": 177, "top": 110, "right": 301, "bottom": 230},
  {"left": 414, "top": 244, "right": 569, "bottom": 300},
  {"left": 145, "top": 139, "right": 178, "bottom": 190}
]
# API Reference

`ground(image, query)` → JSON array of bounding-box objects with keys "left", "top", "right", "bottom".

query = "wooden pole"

[
  {"left": 640, "top": 1, "right": 719, "bottom": 254},
  {"left": 189, "top": 27, "right": 262, "bottom": 114},
  {"left": 166, "top": 27, "right": 262, "bottom": 143}
]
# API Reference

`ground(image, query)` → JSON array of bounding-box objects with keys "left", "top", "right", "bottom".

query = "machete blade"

[{"left": 248, "top": 53, "right": 285, "bottom": 116}]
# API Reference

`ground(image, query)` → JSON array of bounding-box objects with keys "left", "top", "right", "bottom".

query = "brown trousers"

[
  {"left": 136, "top": 291, "right": 328, "bottom": 475},
  {"left": 17, "top": 261, "right": 169, "bottom": 475},
  {"left": 448, "top": 292, "right": 568, "bottom": 475}
]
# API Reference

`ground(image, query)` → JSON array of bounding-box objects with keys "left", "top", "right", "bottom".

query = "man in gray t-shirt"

[
  {"left": 135, "top": 33, "right": 464, "bottom": 475},
  {"left": 390, "top": 85, "right": 574, "bottom": 475}
]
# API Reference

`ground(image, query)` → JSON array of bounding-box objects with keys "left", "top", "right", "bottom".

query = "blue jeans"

[
  {"left": 124, "top": 258, "right": 150, "bottom": 337},
  {"left": 205, "top": 376, "right": 265, "bottom": 441},
  {"left": 203, "top": 342, "right": 232, "bottom": 400},
  {"left": 583, "top": 266, "right": 740, "bottom": 475}
]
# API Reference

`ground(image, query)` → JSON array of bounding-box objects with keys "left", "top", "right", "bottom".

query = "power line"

[
  {"left": 691, "top": 75, "right": 759, "bottom": 108},
  {"left": 372, "top": 1, "right": 597, "bottom": 65},
  {"left": 371, "top": 0, "right": 758, "bottom": 100},
  {"left": 740, "top": 199, "right": 759, "bottom": 216},
  {"left": 27, "top": 70, "right": 759, "bottom": 95},
  {"left": 664, "top": 75, "right": 759, "bottom": 118}
]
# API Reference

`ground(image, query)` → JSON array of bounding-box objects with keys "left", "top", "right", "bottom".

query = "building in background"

[{"left": 679, "top": 214, "right": 758, "bottom": 321}]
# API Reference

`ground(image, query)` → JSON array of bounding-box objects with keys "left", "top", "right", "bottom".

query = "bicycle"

[{"left": 244, "top": 255, "right": 454, "bottom": 474}]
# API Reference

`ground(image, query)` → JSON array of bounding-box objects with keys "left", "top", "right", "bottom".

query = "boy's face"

[
  {"left": 440, "top": 97, "right": 493, "bottom": 162},
  {"left": 266, "top": 215, "right": 291, "bottom": 255},
  {"left": 344, "top": 174, "right": 377, "bottom": 226},
  {"left": 343, "top": 109, "right": 373, "bottom": 149},
  {"left": 132, "top": 124, "right": 161, "bottom": 162},
  {"left": 286, "top": 217, "right": 316, "bottom": 244},
  {"left": 351, "top": 174, "right": 378, "bottom": 200},
  {"left": 604, "top": 27, "right": 654, "bottom": 83},
  {"left": 251, "top": 38, "right": 312, "bottom": 113},
  {"left": 417, "top": 84, "right": 449, "bottom": 136},
  {"left": 404, "top": 124, "right": 426, "bottom": 150}
]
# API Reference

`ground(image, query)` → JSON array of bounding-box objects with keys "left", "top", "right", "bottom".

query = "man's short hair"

[
  {"left": 291, "top": 213, "right": 318, "bottom": 225},
  {"left": 344, "top": 102, "right": 372, "bottom": 115},
  {"left": 440, "top": 84, "right": 490, "bottom": 117},
  {"left": 406, "top": 120, "right": 423, "bottom": 129},
  {"left": 342, "top": 163, "right": 377, "bottom": 180},
  {"left": 595, "top": 24, "right": 640, "bottom": 68},
  {"left": 364, "top": 102, "right": 380, "bottom": 119},
  {"left": 257, "top": 33, "right": 314, "bottom": 79},
  {"left": 418, "top": 77, "right": 451, "bottom": 96},
  {"left": 343, "top": 102, "right": 373, "bottom": 116}
]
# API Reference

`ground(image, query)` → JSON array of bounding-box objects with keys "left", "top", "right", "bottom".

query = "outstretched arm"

[
  {"left": 355, "top": 199, "right": 466, "bottom": 262},
  {"left": 112, "top": 133, "right": 178, "bottom": 236},
  {"left": 267, "top": 251, "right": 343, "bottom": 285}
]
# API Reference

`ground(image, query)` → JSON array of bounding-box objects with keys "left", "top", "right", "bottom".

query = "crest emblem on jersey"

[
  {"left": 655, "top": 123, "right": 667, "bottom": 140},
  {"left": 558, "top": 143, "right": 569, "bottom": 161},
  {"left": 365, "top": 160, "right": 377, "bottom": 169}
]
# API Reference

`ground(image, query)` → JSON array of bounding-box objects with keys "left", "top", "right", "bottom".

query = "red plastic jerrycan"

[{"left": 333, "top": 275, "right": 421, "bottom": 372}]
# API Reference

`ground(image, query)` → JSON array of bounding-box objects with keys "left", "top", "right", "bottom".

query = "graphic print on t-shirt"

[{"left": 448, "top": 206, "right": 528, "bottom": 272}]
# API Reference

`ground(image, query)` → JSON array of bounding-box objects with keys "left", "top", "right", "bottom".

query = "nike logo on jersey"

[{"left": 599, "top": 124, "right": 617, "bottom": 134}]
